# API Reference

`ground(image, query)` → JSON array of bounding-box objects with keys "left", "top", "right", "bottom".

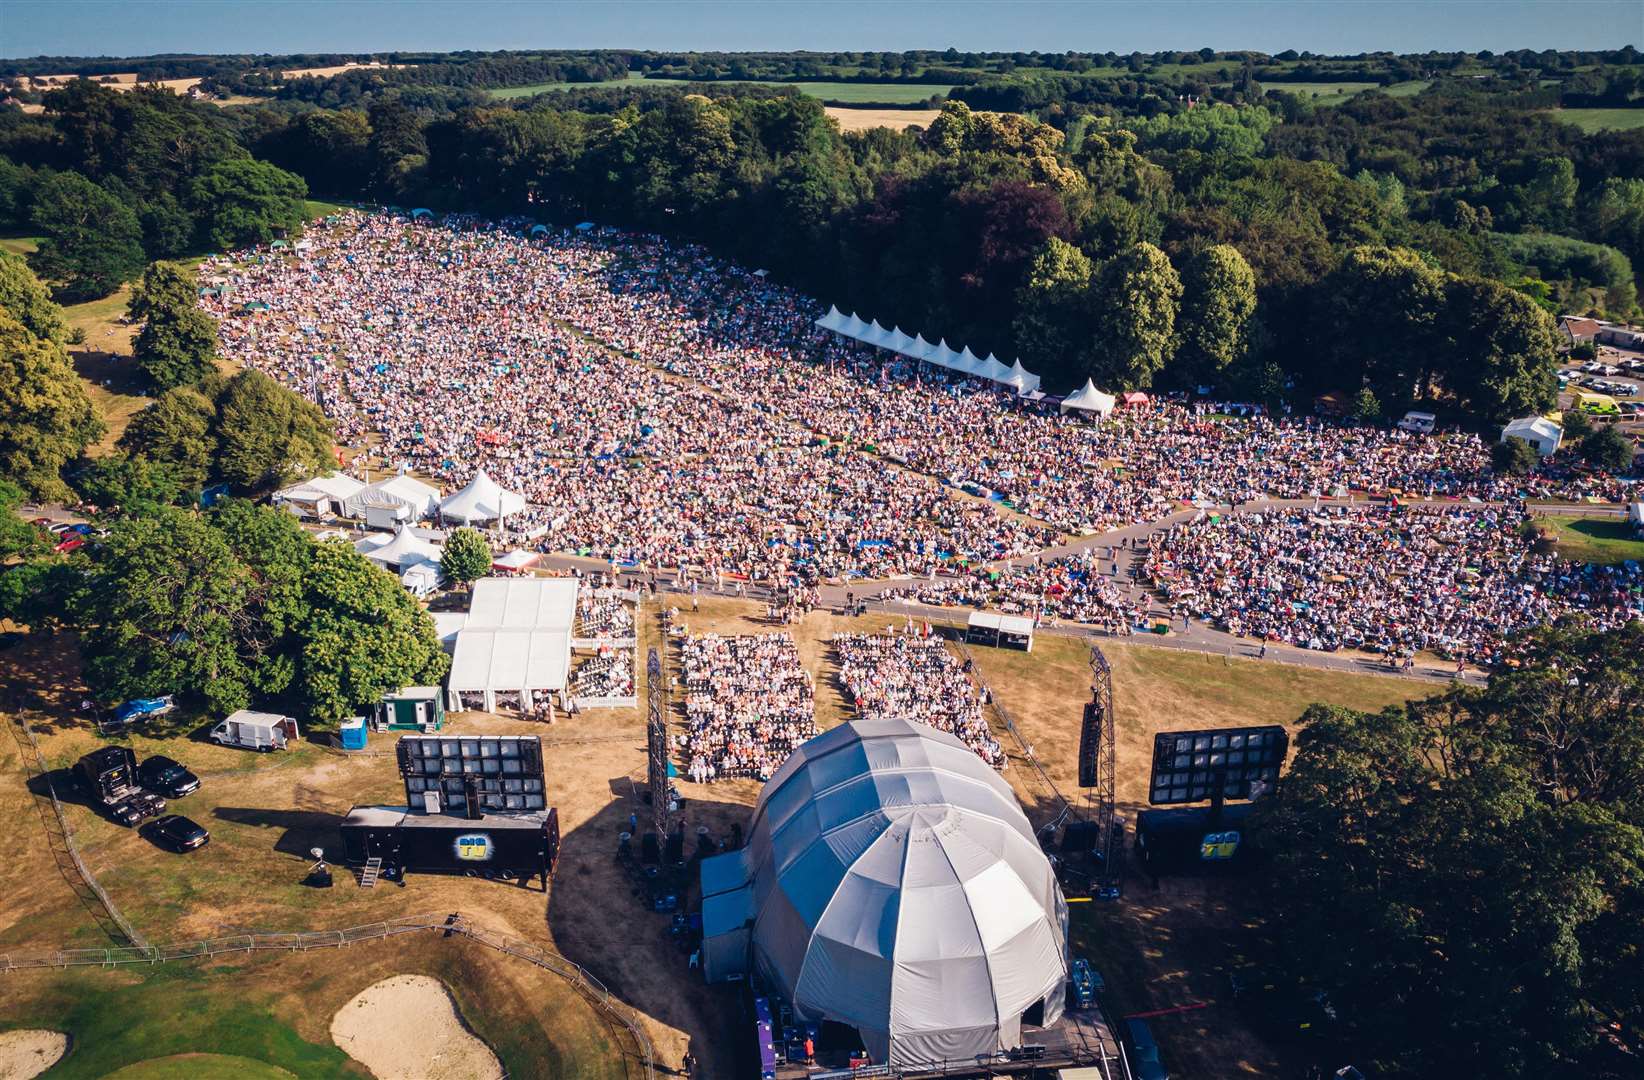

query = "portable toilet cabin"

[
  {"left": 339, "top": 716, "right": 369, "bottom": 751},
  {"left": 371, "top": 686, "right": 444, "bottom": 732}
]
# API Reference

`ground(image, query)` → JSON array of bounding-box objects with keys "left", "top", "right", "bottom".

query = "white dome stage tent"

[
  {"left": 440, "top": 469, "right": 527, "bottom": 526},
  {"left": 699, "top": 718, "right": 1069, "bottom": 1069}
]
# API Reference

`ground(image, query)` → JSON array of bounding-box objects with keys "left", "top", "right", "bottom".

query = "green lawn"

[
  {"left": 1, "top": 235, "right": 42, "bottom": 256},
  {"left": 0, "top": 966, "right": 363, "bottom": 1079},
  {"left": 1546, "top": 107, "right": 1644, "bottom": 133},
  {"left": 302, "top": 199, "right": 350, "bottom": 219},
  {"left": 1532, "top": 513, "right": 1644, "bottom": 564},
  {"left": 490, "top": 72, "right": 951, "bottom": 104}
]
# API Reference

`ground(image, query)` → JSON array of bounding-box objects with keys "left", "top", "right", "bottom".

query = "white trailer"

[{"left": 210, "top": 710, "right": 300, "bottom": 751}]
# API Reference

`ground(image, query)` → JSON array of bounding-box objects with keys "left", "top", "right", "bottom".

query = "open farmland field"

[
  {"left": 490, "top": 72, "right": 951, "bottom": 104},
  {"left": 1546, "top": 107, "right": 1644, "bottom": 132},
  {"left": 826, "top": 106, "right": 943, "bottom": 132}
]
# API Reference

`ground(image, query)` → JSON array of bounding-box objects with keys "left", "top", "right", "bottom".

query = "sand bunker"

[
  {"left": 0, "top": 1030, "right": 68, "bottom": 1080},
  {"left": 331, "top": 975, "right": 501, "bottom": 1080}
]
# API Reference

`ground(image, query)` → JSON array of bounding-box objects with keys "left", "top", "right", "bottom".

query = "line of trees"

[{"left": 1256, "top": 622, "right": 1644, "bottom": 1078}]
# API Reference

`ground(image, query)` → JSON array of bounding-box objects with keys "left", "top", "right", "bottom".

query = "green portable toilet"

[{"left": 371, "top": 686, "right": 445, "bottom": 732}]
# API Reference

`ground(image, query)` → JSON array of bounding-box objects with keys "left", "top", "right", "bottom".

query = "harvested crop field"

[{"left": 826, "top": 106, "right": 943, "bottom": 132}]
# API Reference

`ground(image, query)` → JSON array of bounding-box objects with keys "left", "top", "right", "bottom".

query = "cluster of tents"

[{"left": 814, "top": 306, "right": 1124, "bottom": 417}]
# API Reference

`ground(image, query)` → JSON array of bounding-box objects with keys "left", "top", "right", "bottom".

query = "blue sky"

[{"left": 2, "top": 1, "right": 1637, "bottom": 59}]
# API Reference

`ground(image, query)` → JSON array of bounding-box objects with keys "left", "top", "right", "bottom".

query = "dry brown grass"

[
  {"left": 826, "top": 106, "right": 943, "bottom": 132},
  {"left": 2, "top": 595, "right": 1436, "bottom": 1077}
]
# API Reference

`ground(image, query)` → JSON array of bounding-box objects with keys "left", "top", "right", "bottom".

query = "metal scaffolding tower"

[
  {"left": 645, "top": 647, "right": 669, "bottom": 838},
  {"left": 1088, "top": 644, "right": 1120, "bottom": 888}
]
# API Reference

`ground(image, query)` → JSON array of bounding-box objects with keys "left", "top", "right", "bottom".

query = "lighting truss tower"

[
  {"left": 646, "top": 647, "right": 669, "bottom": 837},
  {"left": 1088, "top": 643, "right": 1119, "bottom": 887}
]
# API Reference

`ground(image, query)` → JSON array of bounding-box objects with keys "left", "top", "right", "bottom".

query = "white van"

[
  {"left": 210, "top": 710, "right": 300, "bottom": 751},
  {"left": 1397, "top": 411, "right": 1436, "bottom": 435}
]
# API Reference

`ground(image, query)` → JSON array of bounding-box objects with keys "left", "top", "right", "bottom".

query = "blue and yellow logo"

[
  {"left": 455, "top": 833, "right": 492, "bottom": 861},
  {"left": 1200, "top": 831, "right": 1241, "bottom": 861}
]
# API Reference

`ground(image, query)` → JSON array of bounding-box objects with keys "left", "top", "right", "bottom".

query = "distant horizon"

[{"left": 2, "top": 1, "right": 1638, "bottom": 61}]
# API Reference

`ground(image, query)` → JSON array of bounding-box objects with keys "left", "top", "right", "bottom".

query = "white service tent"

[
  {"left": 699, "top": 718, "right": 1069, "bottom": 1069},
  {"left": 1060, "top": 379, "right": 1117, "bottom": 417},
  {"left": 813, "top": 308, "right": 1045, "bottom": 394},
  {"left": 445, "top": 577, "right": 578, "bottom": 714},
  {"left": 1501, "top": 416, "right": 1563, "bottom": 457},
  {"left": 439, "top": 469, "right": 527, "bottom": 526},
  {"left": 272, "top": 472, "right": 364, "bottom": 519},
  {"left": 343, "top": 474, "right": 441, "bottom": 527}
]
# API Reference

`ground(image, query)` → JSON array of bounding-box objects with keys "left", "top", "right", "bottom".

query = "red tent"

[{"left": 1121, "top": 391, "right": 1151, "bottom": 407}]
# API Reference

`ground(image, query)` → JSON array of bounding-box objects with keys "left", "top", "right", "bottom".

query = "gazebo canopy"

[{"left": 440, "top": 469, "right": 526, "bottom": 525}]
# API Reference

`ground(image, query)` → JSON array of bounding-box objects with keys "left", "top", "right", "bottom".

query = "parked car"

[
  {"left": 52, "top": 536, "right": 84, "bottom": 554},
  {"left": 138, "top": 755, "right": 200, "bottom": 798},
  {"left": 109, "top": 791, "right": 166, "bottom": 827},
  {"left": 1126, "top": 1019, "right": 1170, "bottom": 1080},
  {"left": 144, "top": 814, "right": 210, "bottom": 852}
]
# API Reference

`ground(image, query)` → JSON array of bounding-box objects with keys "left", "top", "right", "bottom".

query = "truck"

[
  {"left": 340, "top": 805, "right": 560, "bottom": 888},
  {"left": 209, "top": 710, "right": 299, "bottom": 751},
  {"left": 75, "top": 746, "right": 165, "bottom": 826}
]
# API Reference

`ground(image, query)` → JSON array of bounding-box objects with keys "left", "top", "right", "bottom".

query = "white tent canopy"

[
  {"left": 1060, "top": 378, "right": 1117, "bottom": 416},
  {"left": 446, "top": 578, "right": 577, "bottom": 713},
  {"left": 699, "top": 718, "right": 1068, "bottom": 1069},
  {"left": 813, "top": 308, "right": 1045, "bottom": 393},
  {"left": 439, "top": 469, "right": 527, "bottom": 525},
  {"left": 1501, "top": 416, "right": 1563, "bottom": 457},
  {"left": 356, "top": 524, "right": 441, "bottom": 572}
]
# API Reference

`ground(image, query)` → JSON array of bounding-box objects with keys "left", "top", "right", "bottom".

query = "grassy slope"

[
  {"left": 101, "top": 1055, "right": 299, "bottom": 1079},
  {"left": 1546, "top": 107, "right": 1644, "bottom": 133},
  {"left": 1533, "top": 513, "right": 1644, "bottom": 564}
]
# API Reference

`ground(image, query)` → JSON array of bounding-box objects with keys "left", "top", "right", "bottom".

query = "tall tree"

[
  {"left": 186, "top": 158, "right": 308, "bottom": 251},
  {"left": 1089, "top": 242, "right": 1182, "bottom": 388},
  {"left": 1323, "top": 245, "right": 1447, "bottom": 405},
  {"left": 27, "top": 171, "right": 145, "bottom": 301},
  {"left": 129, "top": 261, "right": 219, "bottom": 390},
  {"left": 0, "top": 250, "right": 68, "bottom": 343},
  {"left": 296, "top": 541, "right": 449, "bottom": 724},
  {"left": 118, "top": 385, "right": 219, "bottom": 489},
  {"left": 212, "top": 369, "right": 334, "bottom": 492},
  {"left": 1444, "top": 278, "right": 1560, "bottom": 422},
  {"left": 440, "top": 527, "right": 492, "bottom": 586},
  {"left": 1173, "top": 243, "right": 1257, "bottom": 386},
  {"left": 1012, "top": 236, "right": 1095, "bottom": 387},
  {"left": 0, "top": 311, "right": 104, "bottom": 500},
  {"left": 78, "top": 506, "right": 262, "bottom": 712}
]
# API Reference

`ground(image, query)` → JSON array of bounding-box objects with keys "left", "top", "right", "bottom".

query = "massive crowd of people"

[
  {"left": 1143, "top": 506, "right": 1644, "bottom": 663},
  {"left": 679, "top": 633, "right": 818, "bottom": 783},
  {"left": 201, "top": 209, "right": 1640, "bottom": 667},
  {"left": 833, "top": 632, "right": 1005, "bottom": 767}
]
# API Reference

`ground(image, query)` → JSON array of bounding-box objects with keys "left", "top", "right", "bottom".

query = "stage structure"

[
  {"left": 1075, "top": 644, "right": 1120, "bottom": 890},
  {"left": 1137, "top": 724, "right": 1288, "bottom": 868},
  {"left": 645, "top": 647, "right": 669, "bottom": 838}
]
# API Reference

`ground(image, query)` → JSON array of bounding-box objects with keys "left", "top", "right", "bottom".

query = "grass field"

[
  {"left": 490, "top": 72, "right": 951, "bottom": 104},
  {"left": 0, "top": 235, "right": 42, "bottom": 257},
  {"left": 1546, "top": 107, "right": 1644, "bottom": 132},
  {"left": 825, "top": 106, "right": 943, "bottom": 132},
  {"left": 1532, "top": 513, "right": 1644, "bottom": 564}
]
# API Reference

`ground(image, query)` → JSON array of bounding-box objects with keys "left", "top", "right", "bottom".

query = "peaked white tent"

[
  {"left": 978, "top": 353, "right": 1014, "bottom": 383},
  {"left": 810, "top": 309, "right": 1046, "bottom": 393},
  {"left": 357, "top": 524, "right": 441, "bottom": 573},
  {"left": 700, "top": 718, "right": 1069, "bottom": 1068},
  {"left": 1060, "top": 379, "right": 1117, "bottom": 417},
  {"left": 439, "top": 469, "right": 527, "bottom": 526},
  {"left": 1007, "top": 358, "right": 1041, "bottom": 395}
]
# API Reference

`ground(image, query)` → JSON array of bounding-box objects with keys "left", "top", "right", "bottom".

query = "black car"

[
  {"left": 144, "top": 814, "right": 209, "bottom": 852},
  {"left": 109, "top": 791, "right": 166, "bottom": 827},
  {"left": 138, "top": 755, "right": 200, "bottom": 798}
]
